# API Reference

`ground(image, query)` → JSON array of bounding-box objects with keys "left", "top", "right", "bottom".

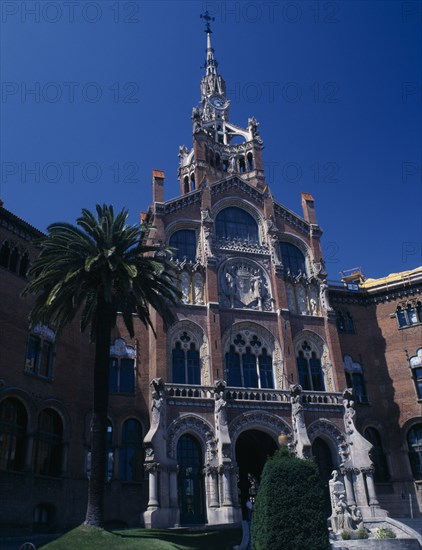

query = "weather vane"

[{"left": 200, "top": 10, "right": 215, "bottom": 33}]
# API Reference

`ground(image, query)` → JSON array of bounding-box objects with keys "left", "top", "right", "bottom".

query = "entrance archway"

[
  {"left": 235, "top": 429, "right": 277, "bottom": 519},
  {"left": 312, "top": 437, "right": 334, "bottom": 516},
  {"left": 177, "top": 434, "right": 206, "bottom": 525}
]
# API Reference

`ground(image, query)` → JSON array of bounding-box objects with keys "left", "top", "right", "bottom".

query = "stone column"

[
  {"left": 343, "top": 470, "right": 356, "bottom": 507},
  {"left": 145, "top": 463, "right": 160, "bottom": 509},
  {"left": 220, "top": 465, "right": 233, "bottom": 506},
  {"left": 353, "top": 469, "right": 369, "bottom": 508},
  {"left": 169, "top": 465, "right": 178, "bottom": 508},
  {"left": 205, "top": 466, "right": 219, "bottom": 508},
  {"left": 365, "top": 470, "right": 379, "bottom": 506}
]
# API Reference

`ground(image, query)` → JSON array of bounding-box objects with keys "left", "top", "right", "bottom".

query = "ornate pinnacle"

[{"left": 200, "top": 10, "right": 215, "bottom": 33}]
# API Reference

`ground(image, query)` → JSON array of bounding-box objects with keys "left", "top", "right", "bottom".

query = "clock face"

[{"left": 209, "top": 96, "right": 226, "bottom": 110}]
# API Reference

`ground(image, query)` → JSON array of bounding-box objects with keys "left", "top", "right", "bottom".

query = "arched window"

[
  {"left": 172, "top": 333, "right": 200, "bottom": 385},
  {"left": 177, "top": 434, "right": 205, "bottom": 524},
  {"left": 34, "top": 409, "right": 63, "bottom": 477},
  {"left": 296, "top": 342, "right": 324, "bottom": 391},
  {"left": 280, "top": 242, "right": 307, "bottom": 276},
  {"left": 109, "top": 338, "right": 136, "bottom": 394},
  {"left": 215, "top": 207, "right": 259, "bottom": 243},
  {"left": 364, "top": 427, "right": 390, "bottom": 482},
  {"left": 86, "top": 419, "right": 114, "bottom": 481},
  {"left": 239, "top": 156, "right": 246, "bottom": 173},
  {"left": 396, "top": 302, "right": 422, "bottom": 328},
  {"left": 19, "top": 252, "right": 30, "bottom": 278},
  {"left": 190, "top": 173, "right": 195, "bottom": 192},
  {"left": 184, "top": 176, "right": 189, "bottom": 194},
  {"left": 25, "top": 324, "right": 56, "bottom": 379},
  {"left": 0, "top": 241, "right": 10, "bottom": 268},
  {"left": 225, "top": 332, "right": 274, "bottom": 389},
  {"left": 169, "top": 230, "right": 197, "bottom": 262},
  {"left": 407, "top": 424, "right": 422, "bottom": 480},
  {"left": 119, "top": 419, "right": 143, "bottom": 482},
  {"left": 247, "top": 152, "right": 254, "bottom": 171},
  {"left": 9, "top": 247, "right": 20, "bottom": 273},
  {"left": 343, "top": 355, "right": 368, "bottom": 403},
  {"left": 0, "top": 398, "right": 27, "bottom": 471},
  {"left": 409, "top": 349, "right": 422, "bottom": 399}
]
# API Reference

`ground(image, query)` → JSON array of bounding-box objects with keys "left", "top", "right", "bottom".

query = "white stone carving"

[
  {"left": 219, "top": 260, "right": 273, "bottom": 311},
  {"left": 193, "top": 272, "right": 203, "bottom": 304},
  {"left": 167, "top": 414, "right": 217, "bottom": 462},
  {"left": 296, "top": 284, "right": 308, "bottom": 315}
]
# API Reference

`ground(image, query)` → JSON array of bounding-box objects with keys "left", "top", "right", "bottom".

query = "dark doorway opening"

[
  {"left": 177, "top": 433, "right": 206, "bottom": 525},
  {"left": 312, "top": 437, "right": 334, "bottom": 517},
  {"left": 235, "top": 429, "right": 277, "bottom": 519}
]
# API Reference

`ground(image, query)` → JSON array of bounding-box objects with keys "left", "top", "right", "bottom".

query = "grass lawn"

[{"left": 40, "top": 525, "right": 242, "bottom": 549}]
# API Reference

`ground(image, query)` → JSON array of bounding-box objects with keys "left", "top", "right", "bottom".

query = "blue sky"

[{"left": 1, "top": 0, "right": 421, "bottom": 280}]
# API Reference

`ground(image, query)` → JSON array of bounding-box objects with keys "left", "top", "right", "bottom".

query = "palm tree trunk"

[{"left": 85, "top": 300, "right": 114, "bottom": 528}]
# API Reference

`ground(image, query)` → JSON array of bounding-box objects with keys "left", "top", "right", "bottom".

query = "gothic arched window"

[
  {"left": 215, "top": 207, "right": 259, "bottom": 243},
  {"left": 34, "top": 409, "right": 63, "bottom": 477},
  {"left": 25, "top": 324, "right": 56, "bottom": 379},
  {"left": 119, "top": 419, "right": 143, "bottom": 482},
  {"left": 0, "top": 241, "right": 11, "bottom": 268},
  {"left": 280, "top": 242, "right": 307, "bottom": 276},
  {"left": 409, "top": 348, "right": 422, "bottom": 399},
  {"left": 0, "top": 397, "right": 27, "bottom": 471},
  {"left": 169, "top": 230, "right": 197, "bottom": 262},
  {"left": 343, "top": 355, "right": 368, "bottom": 403},
  {"left": 109, "top": 338, "right": 136, "bottom": 394},
  {"left": 296, "top": 341, "right": 324, "bottom": 391},
  {"left": 19, "top": 252, "right": 30, "bottom": 278},
  {"left": 9, "top": 246, "right": 20, "bottom": 273},
  {"left": 364, "top": 427, "right": 390, "bottom": 482},
  {"left": 247, "top": 152, "right": 254, "bottom": 171},
  {"left": 172, "top": 333, "right": 200, "bottom": 385},
  {"left": 225, "top": 332, "right": 274, "bottom": 389},
  {"left": 407, "top": 424, "right": 422, "bottom": 481}
]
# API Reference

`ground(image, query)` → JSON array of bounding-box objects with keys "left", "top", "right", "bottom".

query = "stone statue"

[
  {"left": 181, "top": 272, "right": 190, "bottom": 303},
  {"left": 290, "top": 384, "right": 311, "bottom": 458},
  {"left": 151, "top": 378, "right": 165, "bottom": 426},
  {"left": 335, "top": 494, "right": 355, "bottom": 531},
  {"left": 319, "top": 281, "right": 333, "bottom": 312},
  {"left": 193, "top": 273, "right": 203, "bottom": 305},
  {"left": 248, "top": 116, "right": 260, "bottom": 137}
]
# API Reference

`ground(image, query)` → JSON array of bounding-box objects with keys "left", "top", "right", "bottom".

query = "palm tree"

[{"left": 22, "top": 204, "right": 180, "bottom": 528}]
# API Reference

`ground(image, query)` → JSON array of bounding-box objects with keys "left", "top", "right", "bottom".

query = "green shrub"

[
  {"left": 356, "top": 528, "right": 369, "bottom": 539},
  {"left": 375, "top": 527, "right": 396, "bottom": 539},
  {"left": 340, "top": 530, "right": 351, "bottom": 540},
  {"left": 251, "top": 448, "right": 330, "bottom": 550}
]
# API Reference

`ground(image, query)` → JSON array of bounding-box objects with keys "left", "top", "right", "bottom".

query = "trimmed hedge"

[{"left": 251, "top": 448, "right": 330, "bottom": 550}]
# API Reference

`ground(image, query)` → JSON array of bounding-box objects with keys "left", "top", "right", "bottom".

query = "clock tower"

[{"left": 178, "top": 13, "right": 266, "bottom": 195}]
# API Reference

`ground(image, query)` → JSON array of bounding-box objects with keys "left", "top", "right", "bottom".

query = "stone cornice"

[{"left": 0, "top": 207, "right": 45, "bottom": 243}]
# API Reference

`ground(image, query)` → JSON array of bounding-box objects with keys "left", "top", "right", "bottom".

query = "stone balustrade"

[{"left": 164, "top": 383, "right": 342, "bottom": 406}]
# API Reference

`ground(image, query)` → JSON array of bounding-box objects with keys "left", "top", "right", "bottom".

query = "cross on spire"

[{"left": 200, "top": 10, "right": 215, "bottom": 33}]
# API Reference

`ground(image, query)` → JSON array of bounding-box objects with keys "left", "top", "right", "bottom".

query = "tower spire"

[{"left": 200, "top": 11, "right": 217, "bottom": 77}]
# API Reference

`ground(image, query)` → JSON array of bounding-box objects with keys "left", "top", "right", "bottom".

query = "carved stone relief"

[
  {"left": 167, "top": 414, "right": 217, "bottom": 462},
  {"left": 219, "top": 259, "right": 273, "bottom": 311}
]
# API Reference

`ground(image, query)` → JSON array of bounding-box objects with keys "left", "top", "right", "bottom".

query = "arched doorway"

[
  {"left": 177, "top": 434, "right": 206, "bottom": 525},
  {"left": 312, "top": 437, "right": 335, "bottom": 516},
  {"left": 235, "top": 429, "right": 277, "bottom": 519}
]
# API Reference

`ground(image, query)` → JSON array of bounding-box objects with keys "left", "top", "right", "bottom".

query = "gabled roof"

[
  {"left": 0, "top": 206, "right": 45, "bottom": 242},
  {"left": 152, "top": 174, "right": 310, "bottom": 236}
]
